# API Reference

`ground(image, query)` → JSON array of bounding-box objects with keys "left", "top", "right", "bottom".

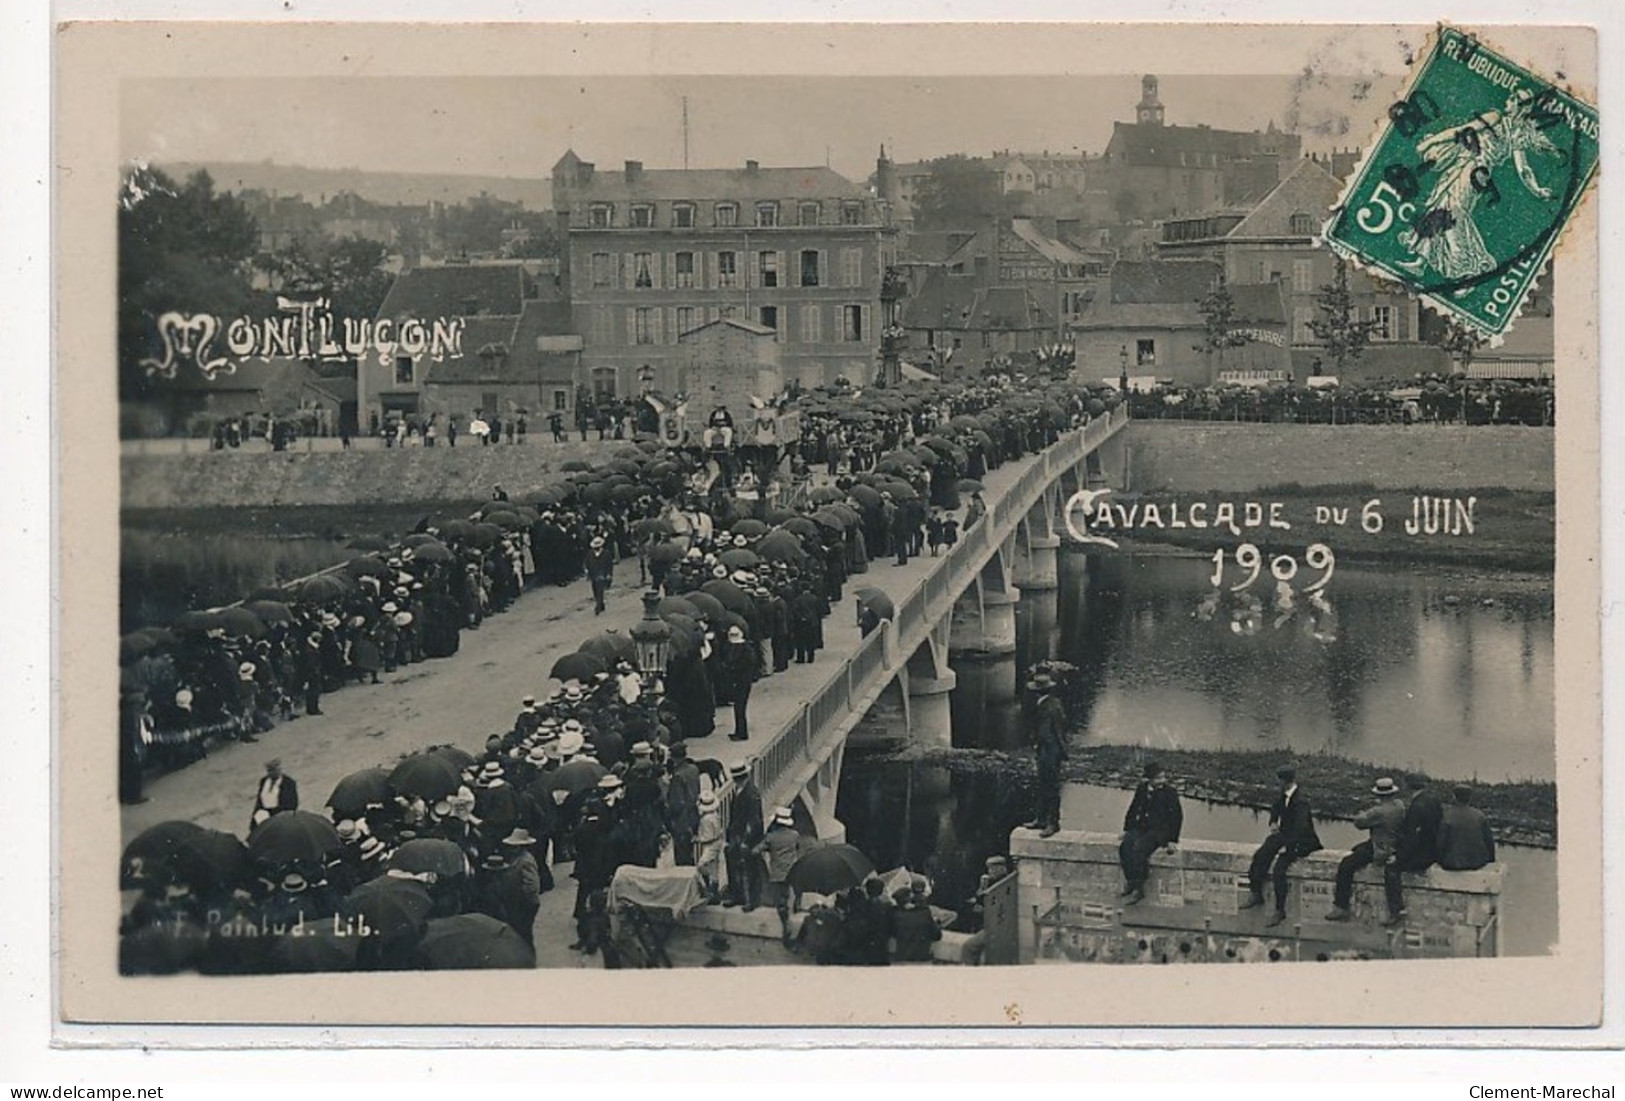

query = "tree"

[
  {"left": 119, "top": 166, "right": 261, "bottom": 400},
  {"left": 1194, "top": 273, "right": 1250, "bottom": 371},
  {"left": 1427, "top": 314, "right": 1487, "bottom": 376},
  {"left": 1307, "top": 256, "right": 1379, "bottom": 374},
  {"left": 912, "top": 156, "right": 1001, "bottom": 229},
  {"left": 257, "top": 234, "right": 395, "bottom": 321}
]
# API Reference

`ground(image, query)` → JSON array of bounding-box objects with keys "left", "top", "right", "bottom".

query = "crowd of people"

[
  {"left": 1120, "top": 374, "right": 1554, "bottom": 426},
  {"left": 119, "top": 373, "right": 1114, "bottom": 973}
]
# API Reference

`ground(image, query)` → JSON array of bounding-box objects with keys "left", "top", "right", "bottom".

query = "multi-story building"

[
  {"left": 1156, "top": 156, "right": 1447, "bottom": 379},
  {"left": 552, "top": 151, "right": 900, "bottom": 393},
  {"left": 1099, "top": 75, "right": 1302, "bottom": 221}
]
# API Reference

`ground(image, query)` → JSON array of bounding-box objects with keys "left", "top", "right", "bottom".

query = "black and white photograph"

[{"left": 48, "top": 18, "right": 1604, "bottom": 1029}]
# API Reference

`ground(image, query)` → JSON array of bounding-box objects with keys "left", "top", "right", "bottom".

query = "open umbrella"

[
  {"left": 955, "top": 478, "right": 984, "bottom": 495},
  {"left": 730, "top": 518, "right": 770, "bottom": 538},
  {"left": 469, "top": 522, "right": 504, "bottom": 548},
  {"left": 812, "top": 508, "right": 850, "bottom": 531},
  {"left": 347, "top": 534, "right": 393, "bottom": 552},
  {"left": 648, "top": 542, "right": 685, "bottom": 568},
  {"left": 559, "top": 459, "right": 594, "bottom": 473},
  {"left": 410, "top": 541, "right": 454, "bottom": 564},
  {"left": 755, "top": 530, "right": 807, "bottom": 565},
  {"left": 247, "top": 810, "right": 344, "bottom": 868},
  {"left": 763, "top": 506, "right": 797, "bottom": 526},
  {"left": 270, "top": 925, "right": 359, "bottom": 973},
  {"left": 427, "top": 744, "right": 477, "bottom": 772},
  {"left": 400, "top": 533, "right": 443, "bottom": 548},
  {"left": 344, "top": 877, "right": 434, "bottom": 944},
  {"left": 388, "top": 753, "right": 463, "bottom": 802},
  {"left": 437, "top": 518, "right": 475, "bottom": 542},
  {"left": 787, "top": 843, "right": 876, "bottom": 895},
  {"left": 717, "top": 547, "right": 760, "bottom": 570},
  {"left": 807, "top": 486, "right": 844, "bottom": 505},
  {"left": 122, "top": 820, "right": 206, "bottom": 887},
  {"left": 855, "top": 587, "right": 896, "bottom": 621},
  {"left": 548, "top": 757, "right": 608, "bottom": 799},
  {"left": 119, "top": 627, "right": 175, "bottom": 665},
  {"left": 171, "top": 828, "right": 253, "bottom": 898},
  {"left": 346, "top": 555, "right": 392, "bottom": 579},
  {"left": 550, "top": 651, "right": 607, "bottom": 683},
  {"left": 417, "top": 913, "right": 536, "bottom": 970},
  {"left": 701, "top": 578, "right": 756, "bottom": 617},
  {"left": 214, "top": 606, "right": 267, "bottom": 638},
  {"left": 172, "top": 609, "right": 225, "bottom": 633},
  {"left": 295, "top": 575, "right": 348, "bottom": 604},
  {"left": 848, "top": 484, "right": 883, "bottom": 508},
  {"left": 780, "top": 516, "right": 822, "bottom": 539},
  {"left": 633, "top": 517, "right": 676, "bottom": 539},
  {"left": 580, "top": 630, "right": 638, "bottom": 665},
  {"left": 657, "top": 595, "right": 703, "bottom": 620},
  {"left": 326, "top": 767, "right": 392, "bottom": 819},
  {"left": 119, "top": 917, "right": 210, "bottom": 976},
  {"left": 484, "top": 509, "right": 525, "bottom": 530},
  {"left": 683, "top": 591, "right": 728, "bottom": 623},
  {"left": 389, "top": 838, "right": 469, "bottom": 880},
  {"left": 244, "top": 599, "right": 292, "bottom": 624}
]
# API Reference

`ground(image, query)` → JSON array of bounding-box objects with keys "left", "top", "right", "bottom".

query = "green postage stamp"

[{"left": 1324, "top": 25, "right": 1599, "bottom": 340}]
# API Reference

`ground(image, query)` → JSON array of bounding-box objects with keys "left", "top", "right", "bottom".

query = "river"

[{"left": 837, "top": 548, "right": 1557, "bottom": 957}]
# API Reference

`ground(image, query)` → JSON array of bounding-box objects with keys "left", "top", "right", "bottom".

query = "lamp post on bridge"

[{"left": 630, "top": 590, "right": 672, "bottom": 694}]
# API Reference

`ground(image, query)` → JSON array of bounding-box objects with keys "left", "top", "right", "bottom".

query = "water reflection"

[{"left": 1032, "top": 552, "right": 1553, "bottom": 782}]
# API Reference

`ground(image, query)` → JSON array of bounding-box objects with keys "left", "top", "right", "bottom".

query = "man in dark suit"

[
  {"left": 1118, "top": 761, "right": 1183, "bottom": 904},
  {"left": 1021, "top": 674, "right": 1068, "bottom": 837},
  {"left": 248, "top": 758, "right": 299, "bottom": 832},
  {"left": 722, "top": 762, "right": 765, "bottom": 910},
  {"left": 1240, "top": 765, "right": 1322, "bottom": 926}
]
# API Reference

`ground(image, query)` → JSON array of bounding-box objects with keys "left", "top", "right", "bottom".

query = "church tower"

[{"left": 1136, "top": 74, "right": 1165, "bottom": 126}]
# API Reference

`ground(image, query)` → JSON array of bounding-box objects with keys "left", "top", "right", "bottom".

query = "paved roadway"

[{"left": 120, "top": 442, "right": 1047, "bottom": 963}]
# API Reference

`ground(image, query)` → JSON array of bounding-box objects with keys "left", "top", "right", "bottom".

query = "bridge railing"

[{"left": 755, "top": 406, "right": 1127, "bottom": 806}]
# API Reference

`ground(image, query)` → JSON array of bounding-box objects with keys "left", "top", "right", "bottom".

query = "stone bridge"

[{"left": 741, "top": 407, "right": 1131, "bottom": 840}]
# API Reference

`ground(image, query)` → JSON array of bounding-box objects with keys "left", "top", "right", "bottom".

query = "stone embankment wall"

[
  {"left": 122, "top": 441, "right": 627, "bottom": 510},
  {"left": 1010, "top": 829, "right": 1503, "bottom": 964},
  {"left": 1125, "top": 423, "right": 1555, "bottom": 494}
]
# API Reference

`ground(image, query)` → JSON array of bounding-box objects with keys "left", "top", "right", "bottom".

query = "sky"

[{"left": 121, "top": 71, "right": 1406, "bottom": 187}]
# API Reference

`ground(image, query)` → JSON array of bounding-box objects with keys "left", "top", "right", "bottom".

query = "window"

[
  {"left": 755, "top": 202, "right": 779, "bottom": 227},
  {"left": 1292, "top": 259, "right": 1315, "bottom": 294},
  {"left": 592, "top": 306, "right": 615, "bottom": 346},
  {"left": 591, "top": 367, "right": 617, "bottom": 399},
  {"left": 1135, "top": 339, "right": 1156, "bottom": 367},
  {"left": 840, "top": 248, "right": 863, "bottom": 288},
  {"left": 1371, "top": 305, "right": 1393, "bottom": 340},
  {"left": 799, "top": 202, "right": 820, "bottom": 226},
  {"left": 759, "top": 305, "right": 778, "bottom": 332},
  {"left": 842, "top": 305, "right": 864, "bottom": 342},
  {"left": 630, "top": 204, "right": 654, "bottom": 228},
  {"left": 634, "top": 307, "right": 654, "bottom": 345},
  {"left": 758, "top": 250, "right": 779, "bottom": 288},
  {"left": 717, "top": 250, "right": 739, "bottom": 288},
  {"left": 672, "top": 203, "right": 695, "bottom": 228},
  {"left": 394, "top": 355, "right": 414, "bottom": 385},
  {"left": 715, "top": 203, "right": 738, "bottom": 226},
  {"left": 676, "top": 306, "right": 696, "bottom": 337},
  {"left": 553, "top": 389, "right": 569, "bottom": 411},
  {"left": 634, "top": 252, "right": 654, "bottom": 288},
  {"left": 589, "top": 203, "right": 614, "bottom": 228},
  {"left": 590, "top": 252, "right": 614, "bottom": 288},
  {"left": 799, "top": 305, "right": 822, "bottom": 344},
  {"left": 800, "top": 249, "right": 820, "bottom": 287},
  {"left": 1289, "top": 211, "right": 1315, "bottom": 236},
  {"left": 675, "top": 251, "right": 696, "bottom": 288},
  {"left": 1293, "top": 307, "right": 1316, "bottom": 343}
]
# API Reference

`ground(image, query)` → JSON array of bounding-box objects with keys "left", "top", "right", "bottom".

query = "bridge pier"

[
  {"left": 1013, "top": 535, "right": 1060, "bottom": 591},
  {"left": 904, "top": 668, "right": 957, "bottom": 749},
  {"left": 795, "top": 739, "right": 847, "bottom": 844}
]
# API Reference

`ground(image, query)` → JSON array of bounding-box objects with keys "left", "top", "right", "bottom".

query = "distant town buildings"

[{"left": 551, "top": 150, "right": 900, "bottom": 393}]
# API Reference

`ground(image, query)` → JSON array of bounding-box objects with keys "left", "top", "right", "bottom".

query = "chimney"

[
  {"left": 624, "top": 160, "right": 643, "bottom": 182},
  {"left": 745, "top": 159, "right": 760, "bottom": 175}
]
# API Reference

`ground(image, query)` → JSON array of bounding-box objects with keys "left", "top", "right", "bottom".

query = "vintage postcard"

[{"left": 54, "top": 20, "right": 1602, "bottom": 1031}]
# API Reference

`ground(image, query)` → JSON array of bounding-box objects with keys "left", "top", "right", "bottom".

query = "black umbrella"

[
  {"left": 172, "top": 609, "right": 225, "bottom": 633},
  {"left": 437, "top": 518, "right": 476, "bottom": 541},
  {"left": 119, "top": 917, "right": 210, "bottom": 976},
  {"left": 347, "top": 534, "right": 393, "bottom": 552},
  {"left": 807, "top": 486, "right": 844, "bottom": 505},
  {"left": 701, "top": 578, "right": 756, "bottom": 617},
  {"left": 346, "top": 555, "right": 392, "bottom": 579},
  {"left": 781, "top": 516, "right": 822, "bottom": 539},
  {"left": 326, "top": 767, "right": 392, "bottom": 819},
  {"left": 400, "top": 533, "right": 442, "bottom": 548},
  {"left": 633, "top": 517, "right": 676, "bottom": 538},
  {"left": 559, "top": 459, "right": 594, "bottom": 473},
  {"left": 411, "top": 542, "right": 454, "bottom": 564},
  {"left": 580, "top": 631, "right": 637, "bottom": 664},
  {"left": 388, "top": 753, "right": 463, "bottom": 802},
  {"left": 550, "top": 651, "right": 607, "bottom": 683},
  {"left": 787, "top": 843, "right": 876, "bottom": 895},
  {"left": 731, "top": 518, "right": 770, "bottom": 537},
  {"left": 119, "top": 627, "right": 174, "bottom": 665},
  {"left": 548, "top": 758, "right": 607, "bottom": 799},
  {"left": 122, "top": 820, "right": 207, "bottom": 888},
  {"left": 649, "top": 542, "right": 685, "bottom": 567},
  {"left": 270, "top": 925, "right": 360, "bottom": 973},
  {"left": 657, "top": 595, "right": 703, "bottom": 620},
  {"left": 855, "top": 587, "right": 896, "bottom": 621},
  {"left": 684, "top": 591, "right": 727, "bottom": 623},
  {"left": 389, "top": 838, "right": 470, "bottom": 880},
  {"left": 427, "top": 744, "right": 477, "bottom": 772},
  {"left": 755, "top": 530, "right": 807, "bottom": 565},
  {"left": 171, "top": 828, "right": 253, "bottom": 897},
  {"left": 344, "top": 877, "right": 434, "bottom": 944},
  {"left": 247, "top": 810, "right": 344, "bottom": 868},
  {"left": 417, "top": 913, "right": 536, "bottom": 970},
  {"left": 717, "top": 547, "right": 761, "bottom": 569},
  {"left": 244, "top": 600, "right": 293, "bottom": 624},
  {"left": 296, "top": 575, "right": 348, "bottom": 603}
]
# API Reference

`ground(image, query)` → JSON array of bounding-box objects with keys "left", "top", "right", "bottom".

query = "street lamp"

[
  {"left": 629, "top": 589, "right": 672, "bottom": 690},
  {"left": 1119, "top": 344, "right": 1130, "bottom": 394}
]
